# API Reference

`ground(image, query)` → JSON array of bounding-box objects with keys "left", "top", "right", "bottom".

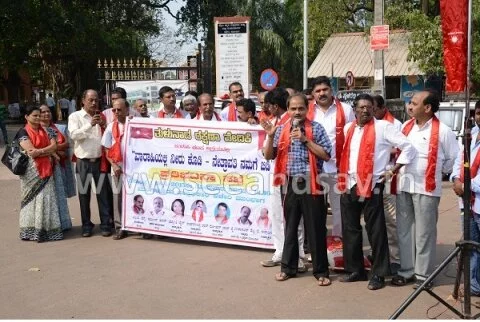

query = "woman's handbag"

[{"left": 1, "top": 141, "right": 29, "bottom": 175}]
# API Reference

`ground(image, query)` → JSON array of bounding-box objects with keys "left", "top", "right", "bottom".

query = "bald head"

[{"left": 112, "top": 98, "right": 128, "bottom": 123}]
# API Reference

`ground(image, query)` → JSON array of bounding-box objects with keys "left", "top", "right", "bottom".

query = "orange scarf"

[
  {"left": 107, "top": 121, "right": 123, "bottom": 163},
  {"left": 192, "top": 209, "right": 204, "bottom": 222},
  {"left": 158, "top": 108, "right": 184, "bottom": 118},
  {"left": 382, "top": 110, "right": 395, "bottom": 123},
  {"left": 402, "top": 116, "right": 440, "bottom": 192},
  {"left": 227, "top": 102, "right": 237, "bottom": 121},
  {"left": 258, "top": 111, "right": 273, "bottom": 123},
  {"left": 274, "top": 112, "right": 290, "bottom": 126},
  {"left": 338, "top": 119, "right": 376, "bottom": 198},
  {"left": 24, "top": 124, "right": 53, "bottom": 179},
  {"left": 307, "top": 98, "right": 346, "bottom": 168},
  {"left": 195, "top": 111, "right": 221, "bottom": 121},
  {"left": 273, "top": 119, "right": 321, "bottom": 195}
]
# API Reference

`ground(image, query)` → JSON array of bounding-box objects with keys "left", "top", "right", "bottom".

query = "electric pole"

[{"left": 373, "top": 0, "right": 385, "bottom": 96}]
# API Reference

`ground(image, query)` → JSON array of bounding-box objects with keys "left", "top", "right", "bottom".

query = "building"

[{"left": 307, "top": 30, "right": 426, "bottom": 104}]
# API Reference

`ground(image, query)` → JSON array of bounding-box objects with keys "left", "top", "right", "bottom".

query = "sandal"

[
  {"left": 317, "top": 277, "right": 332, "bottom": 286},
  {"left": 391, "top": 274, "right": 415, "bottom": 286},
  {"left": 275, "top": 272, "right": 294, "bottom": 281}
]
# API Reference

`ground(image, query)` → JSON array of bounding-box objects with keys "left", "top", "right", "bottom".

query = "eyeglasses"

[
  {"left": 139, "top": 104, "right": 147, "bottom": 107},
  {"left": 112, "top": 108, "right": 121, "bottom": 112}
]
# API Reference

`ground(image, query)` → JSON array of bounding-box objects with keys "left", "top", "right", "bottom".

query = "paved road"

[{"left": 0, "top": 124, "right": 478, "bottom": 319}]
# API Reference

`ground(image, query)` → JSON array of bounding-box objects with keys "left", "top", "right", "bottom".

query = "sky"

[{"left": 162, "top": 0, "right": 201, "bottom": 64}]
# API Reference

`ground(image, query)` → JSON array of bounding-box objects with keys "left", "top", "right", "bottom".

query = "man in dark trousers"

[
  {"left": 262, "top": 93, "right": 332, "bottom": 286},
  {"left": 68, "top": 89, "right": 114, "bottom": 237},
  {"left": 337, "top": 93, "right": 416, "bottom": 290}
]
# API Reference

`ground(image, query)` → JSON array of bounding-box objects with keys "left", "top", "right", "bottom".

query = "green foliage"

[{"left": 0, "top": 0, "right": 166, "bottom": 95}]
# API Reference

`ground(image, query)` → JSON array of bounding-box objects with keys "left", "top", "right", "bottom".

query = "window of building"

[{"left": 385, "top": 77, "right": 401, "bottom": 99}]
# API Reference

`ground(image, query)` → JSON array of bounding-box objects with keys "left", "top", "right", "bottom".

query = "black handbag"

[{"left": 1, "top": 140, "right": 29, "bottom": 175}]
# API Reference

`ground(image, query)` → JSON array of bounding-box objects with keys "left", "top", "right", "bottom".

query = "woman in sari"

[
  {"left": 39, "top": 104, "right": 72, "bottom": 231},
  {"left": 16, "top": 106, "right": 63, "bottom": 242}
]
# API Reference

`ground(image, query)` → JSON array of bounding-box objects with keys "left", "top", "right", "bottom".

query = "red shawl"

[
  {"left": 307, "top": 98, "right": 346, "bottom": 168},
  {"left": 273, "top": 119, "right": 321, "bottom": 195},
  {"left": 402, "top": 116, "right": 440, "bottom": 192},
  {"left": 24, "top": 124, "right": 53, "bottom": 179},
  {"left": 227, "top": 102, "right": 237, "bottom": 121},
  {"left": 158, "top": 108, "right": 184, "bottom": 118},
  {"left": 107, "top": 121, "right": 123, "bottom": 163},
  {"left": 338, "top": 119, "right": 376, "bottom": 198}
]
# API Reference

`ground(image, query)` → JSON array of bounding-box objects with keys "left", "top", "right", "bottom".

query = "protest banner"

[{"left": 122, "top": 118, "right": 274, "bottom": 249}]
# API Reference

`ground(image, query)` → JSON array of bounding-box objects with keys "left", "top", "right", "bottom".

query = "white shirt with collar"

[
  {"left": 68, "top": 109, "right": 103, "bottom": 159},
  {"left": 312, "top": 100, "right": 355, "bottom": 173},
  {"left": 398, "top": 117, "right": 459, "bottom": 197},
  {"left": 197, "top": 113, "right": 220, "bottom": 121},
  {"left": 344, "top": 118, "right": 416, "bottom": 190}
]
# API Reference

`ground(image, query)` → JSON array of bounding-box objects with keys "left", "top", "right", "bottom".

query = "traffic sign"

[
  {"left": 260, "top": 68, "right": 279, "bottom": 90},
  {"left": 370, "top": 25, "right": 389, "bottom": 50},
  {"left": 346, "top": 71, "right": 354, "bottom": 89}
]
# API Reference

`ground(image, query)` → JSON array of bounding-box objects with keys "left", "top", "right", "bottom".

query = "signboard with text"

[
  {"left": 370, "top": 25, "right": 390, "bottom": 50},
  {"left": 215, "top": 16, "right": 251, "bottom": 98},
  {"left": 122, "top": 118, "right": 274, "bottom": 249}
]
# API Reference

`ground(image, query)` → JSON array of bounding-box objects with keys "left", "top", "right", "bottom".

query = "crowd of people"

[{"left": 13, "top": 76, "right": 480, "bottom": 295}]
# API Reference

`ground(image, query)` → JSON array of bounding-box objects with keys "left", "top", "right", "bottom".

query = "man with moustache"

[
  {"left": 68, "top": 89, "right": 114, "bottom": 237},
  {"left": 221, "top": 81, "right": 245, "bottom": 121},
  {"left": 195, "top": 93, "right": 222, "bottom": 121},
  {"left": 260, "top": 87, "right": 306, "bottom": 270},
  {"left": 102, "top": 98, "right": 129, "bottom": 240},
  {"left": 257, "top": 91, "right": 272, "bottom": 122},
  {"left": 308, "top": 76, "right": 355, "bottom": 237},
  {"left": 393, "top": 90, "right": 458, "bottom": 289},
  {"left": 236, "top": 98, "right": 259, "bottom": 124},
  {"left": 156, "top": 86, "right": 188, "bottom": 119},
  {"left": 263, "top": 93, "right": 332, "bottom": 286},
  {"left": 338, "top": 94, "right": 416, "bottom": 290}
]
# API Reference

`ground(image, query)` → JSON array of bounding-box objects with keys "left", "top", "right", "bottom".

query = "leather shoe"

[
  {"left": 101, "top": 230, "right": 112, "bottom": 237},
  {"left": 82, "top": 230, "right": 92, "bottom": 237},
  {"left": 340, "top": 271, "right": 368, "bottom": 283},
  {"left": 113, "top": 231, "right": 127, "bottom": 240},
  {"left": 368, "top": 275, "right": 385, "bottom": 290},
  {"left": 413, "top": 279, "right": 433, "bottom": 290}
]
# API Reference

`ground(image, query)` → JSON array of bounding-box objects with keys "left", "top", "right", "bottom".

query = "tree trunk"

[{"left": 422, "top": 0, "right": 429, "bottom": 15}]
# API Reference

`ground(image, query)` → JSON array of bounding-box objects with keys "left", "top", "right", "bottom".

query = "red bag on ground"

[{"left": 326, "top": 235, "right": 372, "bottom": 271}]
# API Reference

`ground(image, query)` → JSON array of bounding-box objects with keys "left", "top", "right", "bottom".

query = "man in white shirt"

[
  {"left": 58, "top": 96, "right": 71, "bottom": 121},
  {"left": 338, "top": 93, "right": 416, "bottom": 291},
  {"left": 196, "top": 94, "right": 221, "bottom": 121},
  {"left": 372, "top": 94, "right": 402, "bottom": 274},
  {"left": 393, "top": 89, "right": 459, "bottom": 289},
  {"left": 182, "top": 95, "right": 199, "bottom": 119},
  {"left": 220, "top": 82, "right": 245, "bottom": 121},
  {"left": 102, "top": 98, "right": 128, "bottom": 240},
  {"left": 68, "top": 89, "right": 114, "bottom": 237},
  {"left": 259, "top": 87, "right": 306, "bottom": 272},
  {"left": 134, "top": 99, "right": 149, "bottom": 117},
  {"left": 309, "top": 76, "right": 355, "bottom": 237}
]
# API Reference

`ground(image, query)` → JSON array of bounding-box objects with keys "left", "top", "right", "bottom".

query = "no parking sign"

[{"left": 260, "top": 69, "right": 279, "bottom": 91}]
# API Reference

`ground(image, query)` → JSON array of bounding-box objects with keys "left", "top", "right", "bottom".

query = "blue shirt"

[{"left": 273, "top": 120, "right": 332, "bottom": 176}]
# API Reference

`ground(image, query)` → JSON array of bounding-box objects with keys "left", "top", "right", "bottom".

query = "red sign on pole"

[{"left": 370, "top": 25, "right": 389, "bottom": 50}]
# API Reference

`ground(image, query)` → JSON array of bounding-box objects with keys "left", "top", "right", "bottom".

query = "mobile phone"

[{"left": 94, "top": 110, "right": 100, "bottom": 115}]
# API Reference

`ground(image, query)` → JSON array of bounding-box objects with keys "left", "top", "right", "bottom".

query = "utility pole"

[
  {"left": 303, "top": 0, "right": 308, "bottom": 90},
  {"left": 373, "top": 0, "right": 385, "bottom": 96}
]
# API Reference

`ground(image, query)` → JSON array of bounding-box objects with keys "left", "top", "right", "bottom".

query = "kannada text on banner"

[{"left": 122, "top": 118, "right": 274, "bottom": 249}]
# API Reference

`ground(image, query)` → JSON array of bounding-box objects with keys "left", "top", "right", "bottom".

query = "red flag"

[
  {"left": 130, "top": 127, "right": 153, "bottom": 139},
  {"left": 440, "top": 0, "right": 468, "bottom": 93}
]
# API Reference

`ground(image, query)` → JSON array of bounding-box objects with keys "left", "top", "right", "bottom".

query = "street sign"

[
  {"left": 370, "top": 25, "right": 389, "bottom": 50},
  {"left": 345, "top": 71, "right": 354, "bottom": 89},
  {"left": 260, "top": 68, "right": 279, "bottom": 90}
]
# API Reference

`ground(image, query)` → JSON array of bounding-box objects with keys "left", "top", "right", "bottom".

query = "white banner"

[
  {"left": 214, "top": 17, "right": 251, "bottom": 98},
  {"left": 122, "top": 118, "right": 274, "bottom": 249}
]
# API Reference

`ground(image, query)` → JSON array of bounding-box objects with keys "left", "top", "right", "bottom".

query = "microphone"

[{"left": 291, "top": 119, "right": 300, "bottom": 144}]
